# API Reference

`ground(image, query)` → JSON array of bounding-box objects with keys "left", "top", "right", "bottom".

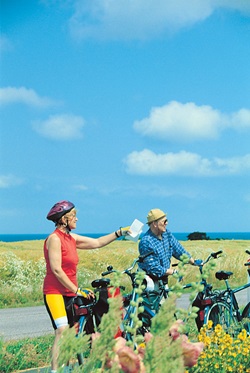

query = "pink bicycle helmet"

[{"left": 46, "top": 200, "right": 75, "bottom": 222}]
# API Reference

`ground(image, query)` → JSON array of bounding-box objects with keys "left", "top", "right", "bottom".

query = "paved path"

[
  {"left": 0, "top": 288, "right": 248, "bottom": 342},
  {"left": 0, "top": 305, "right": 53, "bottom": 342}
]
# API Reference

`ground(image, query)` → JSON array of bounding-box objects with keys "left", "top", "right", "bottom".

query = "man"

[{"left": 138, "top": 208, "right": 201, "bottom": 279}]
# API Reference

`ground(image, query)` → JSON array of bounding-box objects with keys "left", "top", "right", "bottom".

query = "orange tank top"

[{"left": 43, "top": 229, "right": 79, "bottom": 296}]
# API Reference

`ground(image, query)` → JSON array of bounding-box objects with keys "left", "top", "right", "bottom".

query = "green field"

[{"left": 0, "top": 238, "right": 249, "bottom": 308}]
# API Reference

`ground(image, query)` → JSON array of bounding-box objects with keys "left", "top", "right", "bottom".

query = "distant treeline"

[
  {"left": 187, "top": 232, "right": 225, "bottom": 240},
  {"left": 187, "top": 232, "right": 211, "bottom": 240}
]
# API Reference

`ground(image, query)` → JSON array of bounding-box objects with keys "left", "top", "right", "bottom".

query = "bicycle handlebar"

[
  {"left": 101, "top": 249, "right": 224, "bottom": 278},
  {"left": 101, "top": 250, "right": 154, "bottom": 277},
  {"left": 199, "top": 250, "right": 223, "bottom": 269},
  {"left": 246, "top": 249, "right": 250, "bottom": 255},
  {"left": 102, "top": 268, "right": 115, "bottom": 276}
]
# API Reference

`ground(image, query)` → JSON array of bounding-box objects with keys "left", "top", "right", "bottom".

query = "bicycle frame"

[
  {"left": 232, "top": 282, "right": 250, "bottom": 318},
  {"left": 97, "top": 251, "right": 155, "bottom": 343},
  {"left": 203, "top": 250, "right": 250, "bottom": 333},
  {"left": 191, "top": 250, "right": 223, "bottom": 330},
  {"left": 68, "top": 297, "right": 98, "bottom": 365},
  {"left": 217, "top": 281, "right": 250, "bottom": 320}
]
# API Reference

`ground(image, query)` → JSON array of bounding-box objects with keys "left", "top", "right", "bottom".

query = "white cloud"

[
  {"left": 124, "top": 149, "right": 250, "bottom": 176},
  {"left": 0, "top": 175, "right": 24, "bottom": 188},
  {"left": 32, "top": 114, "right": 85, "bottom": 140},
  {"left": 68, "top": 0, "right": 250, "bottom": 41},
  {"left": 134, "top": 101, "right": 224, "bottom": 142},
  {"left": 230, "top": 109, "right": 250, "bottom": 130},
  {"left": 0, "top": 87, "right": 56, "bottom": 108},
  {"left": 214, "top": 154, "right": 250, "bottom": 174},
  {"left": 133, "top": 101, "right": 250, "bottom": 142}
]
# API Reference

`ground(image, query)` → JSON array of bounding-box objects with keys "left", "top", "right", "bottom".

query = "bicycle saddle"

[
  {"left": 215, "top": 271, "right": 233, "bottom": 280},
  {"left": 91, "top": 278, "right": 110, "bottom": 288}
]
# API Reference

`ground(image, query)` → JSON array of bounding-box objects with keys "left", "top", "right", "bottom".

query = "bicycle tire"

[
  {"left": 242, "top": 301, "right": 250, "bottom": 334},
  {"left": 204, "top": 301, "right": 238, "bottom": 331},
  {"left": 77, "top": 313, "right": 100, "bottom": 365}
]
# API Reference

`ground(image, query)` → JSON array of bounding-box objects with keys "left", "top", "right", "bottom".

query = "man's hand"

[{"left": 76, "top": 288, "right": 95, "bottom": 299}]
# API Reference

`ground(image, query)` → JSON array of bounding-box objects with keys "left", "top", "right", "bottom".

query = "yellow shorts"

[{"left": 44, "top": 294, "right": 74, "bottom": 330}]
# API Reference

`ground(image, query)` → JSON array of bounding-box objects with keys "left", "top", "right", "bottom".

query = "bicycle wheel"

[
  {"left": 242, "top": 302, "right": 250, "bottom": 334},
  {"left": 205, "top": 301, "right": 238, "bottom": 331},
  {"left": 77, "top": 313, "right": 100, "bottom": 365}
]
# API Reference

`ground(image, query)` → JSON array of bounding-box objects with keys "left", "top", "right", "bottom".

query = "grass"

[
  {"left": 0, "top": 334, "right": 53, "bottom": 373},
  {"left": 0, "top": 238, "right": 249, "bottom": 372},
  {"left": 0, "top": 238, "right": 249, "bottom": 304}
]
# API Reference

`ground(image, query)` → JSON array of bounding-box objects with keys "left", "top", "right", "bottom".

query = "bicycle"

[
  {"left": 100, "top": 251, "right": 154, "bottom": 343},
  {"left": 100, "top": 253, "right": 195, "bottom": 344},
  {"left": 100, "top": 254, "right": 199, "bottom": 342},
  {"left": 191, "top": 250, "right": 223, "bottom": 330},
  {"left": 137, "top": 250, "right": 224, "bottom": 333},
  {"left": 66, "top": 295, "right": 99, "bottom": 365},
  {"left": 202, "top": 249, "right": 250, "bottom": 334},
  {"left": 63, "top": 250, "right": 223, "bottom": 365},
  {"left": 64, "top": 251, "right": 153, "bottom": 365},
  {"left": 100, "top": 250, "right": 224, "bottom": 342}
]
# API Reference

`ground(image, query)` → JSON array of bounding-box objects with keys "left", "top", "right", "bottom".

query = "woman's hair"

[{"left": 55, "top": 208, "right": 76, "bottom": 228}]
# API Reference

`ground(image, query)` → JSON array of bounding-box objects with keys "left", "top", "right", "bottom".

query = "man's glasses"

[{"left": 156, "top": 218, "right": 168, "bottom": 224}]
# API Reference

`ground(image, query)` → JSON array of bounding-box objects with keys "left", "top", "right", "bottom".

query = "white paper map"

[{"left": 125, "top": 219, "right": 144, "bottom": 242}]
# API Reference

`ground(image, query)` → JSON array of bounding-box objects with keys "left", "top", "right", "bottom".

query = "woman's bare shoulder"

[{"left": 47, "top": 232, "right": 60, "bottom": 244}]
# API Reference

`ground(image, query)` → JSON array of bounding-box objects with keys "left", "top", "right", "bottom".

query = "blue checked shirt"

[{"left": 138, "top": 229, "right": 191, "bottom": 278}]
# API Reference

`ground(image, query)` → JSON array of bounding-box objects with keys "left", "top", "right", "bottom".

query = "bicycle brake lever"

[{"left": 211, "top": 250, "right": 223, "bottom": 258}]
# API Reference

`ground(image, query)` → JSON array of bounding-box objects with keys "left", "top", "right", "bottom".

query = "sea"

[{"left": 1, "top": 232, "right": 250, "bottom": 242}]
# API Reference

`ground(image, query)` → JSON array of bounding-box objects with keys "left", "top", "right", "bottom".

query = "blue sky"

[{"left": 1, "top": 0, "right": 250, "bottom": 235}]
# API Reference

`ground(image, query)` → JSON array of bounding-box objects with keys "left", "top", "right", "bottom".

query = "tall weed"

[{"left": 0, "top": 252, "right": 45, "bottom": 307}]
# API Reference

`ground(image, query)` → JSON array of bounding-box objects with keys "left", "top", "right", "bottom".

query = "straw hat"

[{"left": 147, "top": 208, "right": 166, "bottom": 224}]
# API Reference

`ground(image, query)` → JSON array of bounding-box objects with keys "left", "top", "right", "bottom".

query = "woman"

[{"left": 43, "top": 200, "right": 129, "bottom": 373}]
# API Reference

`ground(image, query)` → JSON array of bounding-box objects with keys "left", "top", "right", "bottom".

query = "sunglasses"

[{"left": 155, "top": 218, "right": 168, "bottom": 224}]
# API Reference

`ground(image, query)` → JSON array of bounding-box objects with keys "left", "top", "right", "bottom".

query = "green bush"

[
  {"left": 0, "top": 335, "right": 53, "bottom": 373},
  {"left": 0, "top": 252, "right": 45, "bottom": 307}
]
